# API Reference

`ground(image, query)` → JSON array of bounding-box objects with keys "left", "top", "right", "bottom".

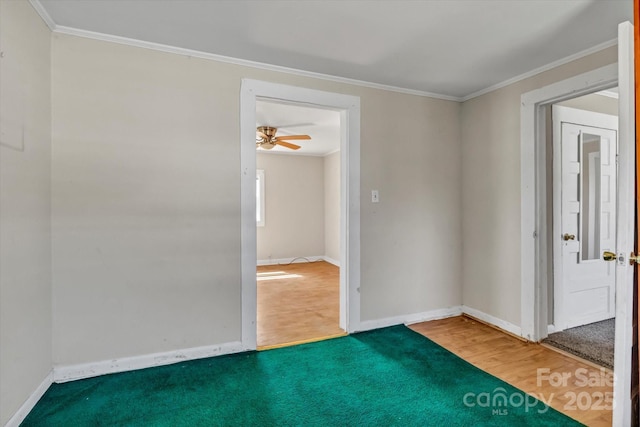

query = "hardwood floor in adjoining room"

[
  {"left": 410, "top": 316, "right": 613, "bottom": 427},
  {"left": 257, "top": 261, "right": 345, "bottom": 349}
]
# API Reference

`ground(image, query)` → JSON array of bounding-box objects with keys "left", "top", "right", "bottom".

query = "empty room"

[{"left": 1, "top": 0, "right": 637, "bottom": 426}]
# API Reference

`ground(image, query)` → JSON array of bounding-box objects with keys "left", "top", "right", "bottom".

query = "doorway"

[
  {"left": 520, "top": 64, "right": 619, "bottom": 342},
  {"left": 551, "top": 100, "right": 618, "bottom": 331},
  {"left": 254, "top": 100, "right": 345, "bottom": 348},
  {"left": 521, "top": 23, "right": 635, "bottom": 423},
  {"left": 544, "top": 94, "right": 619, "bottom": 369},
  {"left": 240, "top": 79, "right": 361, "bottom": 352}
]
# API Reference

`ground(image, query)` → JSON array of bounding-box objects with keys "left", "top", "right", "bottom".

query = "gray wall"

[{"left": 0, "top": 1, "right": 52, "bottom": 424}]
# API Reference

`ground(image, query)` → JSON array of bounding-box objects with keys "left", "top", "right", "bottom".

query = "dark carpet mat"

[{"left": 543, "top": 319, "right": 614, "bottom": 369}]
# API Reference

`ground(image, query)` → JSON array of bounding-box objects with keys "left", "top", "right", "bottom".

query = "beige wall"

[
  {"left": 324, "top": 151, "right": 340, "bottom": 263},
  {"left": 256, "top": 153, "right": 325, "bottom": 261},
  {"left": 361, "top": 94, "right": 462, "bottom": 320},
  {"left": 461, "top": 46, "right": 617, "bottom": 327},
  {"left": 0, "top": 1, "right": 616, "bottom": 422},
  {"left": 0, "top": 1, "right": 52, "bottom": 424},
  {"left": 256, "top": 151, "right": 340, "bottom": 263},
  {"left": 51, "top": 33, "right": 462, "bottom": 365},
  {"left": 1, "top": 2, "right": 625, "bottom": 422}
]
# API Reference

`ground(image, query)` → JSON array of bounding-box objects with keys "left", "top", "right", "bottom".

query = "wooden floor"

[
  {"left": 410, "top": 316, "right": 613, "bottom": 427},
  {"left": 257, "top": 261, "right": 345, "bottom": 349}
]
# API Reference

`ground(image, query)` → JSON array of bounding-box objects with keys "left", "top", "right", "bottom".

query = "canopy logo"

[{"left": 462, "top": 387, "right": 552, "bottom": 415}]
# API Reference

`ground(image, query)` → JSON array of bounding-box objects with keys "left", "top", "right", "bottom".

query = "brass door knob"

[
  {"left": 563, "top": 233, "right": 576, "bottom": 241},
  {"left": 603, "top": 251, "right": 617, "bottom": 262}
]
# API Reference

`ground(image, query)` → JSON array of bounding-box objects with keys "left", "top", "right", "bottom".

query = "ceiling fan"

[{"left": 256, "top": 126, "right": 311, "bottom": 150}]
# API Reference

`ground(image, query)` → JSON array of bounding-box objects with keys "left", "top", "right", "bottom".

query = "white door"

[
  {"left": 612, "top": 20, "right": 635, "bottom": 427},
  {"left": 553, "top": 105, "right": 617, "bottom": 331}
]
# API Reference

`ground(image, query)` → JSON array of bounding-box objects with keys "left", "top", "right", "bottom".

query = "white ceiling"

[{"left": 36, "top": 0, "right": 632, "bottom": 101}]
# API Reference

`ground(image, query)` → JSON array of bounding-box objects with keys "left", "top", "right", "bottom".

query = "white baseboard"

[
  {"left": 257, "top": 256, "right": 340, "bottom": 267},
  {"left": 357, "top": 305, "right": 523, "bottom": 339},
  {"left": 462, "top": 305, "right": 523, "bottom": 337},
  {"left": 322, "top": 256, "right": 340, "bottom": 267},
  {"left": 357, "top": 306, "right": 463, "bottom": 332},
  {"left": 257, "top": 256, "right": 325, "bottom": 266},
  {"left": 5, "top": 305, "right": 523, "bottom": 424},
  {"left": 547, "top": 324, "right": 556, "bottom": 334},
  {"left": 53, "top": 340, "right": 244, "bottom": 383},
  {"left": 5, "top": 370, "right": 53, "bottom": 427},
  {"left": 6, "top": 306, "right": 524, "bottom": 424}
]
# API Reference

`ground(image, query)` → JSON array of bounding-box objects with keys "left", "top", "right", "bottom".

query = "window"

[{"left": 256, "top": 169, "right": 265, "bottom": 227}]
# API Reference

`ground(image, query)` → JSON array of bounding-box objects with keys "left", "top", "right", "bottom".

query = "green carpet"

[{"left": 22, "top": 326, "right": 582, "bottom": 426}]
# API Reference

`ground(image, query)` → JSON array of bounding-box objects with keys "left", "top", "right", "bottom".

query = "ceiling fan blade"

[
  {"left": 275, "top": 135, "right": 311, "bottom": 141},
  {"left": 275, "top": 140, "right": 301, "bottom": 150},
  {"left": 257, "top": 131, "right": 269, "bottom": 140}
]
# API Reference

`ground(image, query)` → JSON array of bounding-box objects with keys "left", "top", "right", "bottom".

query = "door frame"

[
  {"left": 239, "top": 79, "right": 361, "bottom": 350},
  {"left": 551, "top": 105, "right": 618, "bottom": 333},
  {"left": 522, "top": 21, "right": 635, "bottom": 424},
  {"left": 520, "top": 63, "right": 617, "bottom": 342}
]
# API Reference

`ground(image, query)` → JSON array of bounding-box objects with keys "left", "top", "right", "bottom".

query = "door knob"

[
  {"left": 563, "top": 233, "right": 576, "bottom": 241},
  {"left": 603, "top": 251, "right": 640, "bottom": 264}
]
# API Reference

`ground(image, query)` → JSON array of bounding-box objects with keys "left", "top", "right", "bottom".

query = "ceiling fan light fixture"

[
  {"left": 257, "top": 126, "right": 277, "bottom": 139},
  {"left": 255, "top": 125, "right": 308, "bottom": 151}
]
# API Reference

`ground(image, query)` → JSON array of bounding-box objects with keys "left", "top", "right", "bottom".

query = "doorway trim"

[
  {"left": 520, "top": 63, "right": 617, "bottom": 342},
  {"left": 240, "top": 79, "right": 361, "bottom": 350},
  {"left": 521, "top": 55, "right": 636, "bottom": 424}
]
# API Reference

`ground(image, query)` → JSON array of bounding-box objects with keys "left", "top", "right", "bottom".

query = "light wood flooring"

[
  {"left": 410, "top": 316, "right": 613, "bottom": 427},
  {"left": 257, "top": 261, "right": 345, "bottom": 349}
]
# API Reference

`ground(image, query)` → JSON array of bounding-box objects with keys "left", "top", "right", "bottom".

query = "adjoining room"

[{"left": 255, "top": 100, "right": 345, "bottom": 349}]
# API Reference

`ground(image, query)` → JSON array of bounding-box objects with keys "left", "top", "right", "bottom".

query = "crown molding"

[
  {"left": 462, "top": 38, "right": 618, "bottom": 102},
  {"left": 27, "top": 0, "right": 618, "bottom": 104},
  {"left": 50, "top": 25, "right": 462, "bottom": 102},
  {"left": 28, "top": 0, "right": 56, "bottom": 31}
]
